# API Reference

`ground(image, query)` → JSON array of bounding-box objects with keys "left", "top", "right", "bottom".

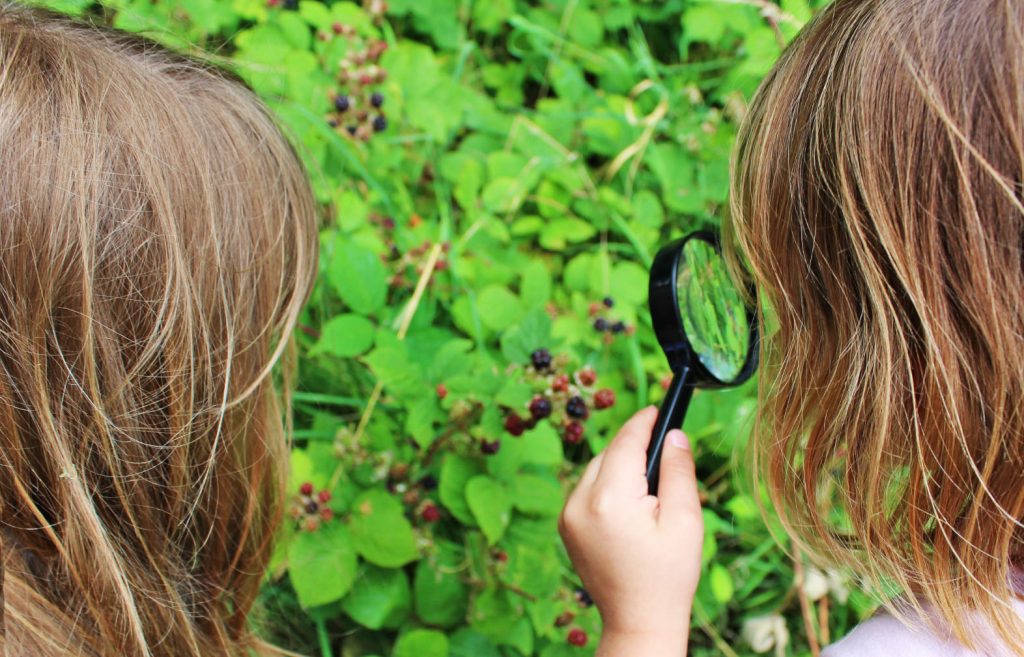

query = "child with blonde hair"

[
  {"left": 0, "top": 3, "right": 317, "bottom": 655},
  {"left": 561, "top": 1, "right": 1024, "bottom": 655}
]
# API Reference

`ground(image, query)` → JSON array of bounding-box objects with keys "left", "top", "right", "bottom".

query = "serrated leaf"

[
  {"left": 287, "top": 522, "right": 358, "bottom": 608},
  {"left": 465, "top": 476, "right": 512, "bottom": 545},
  {"left": 349, "top": 490, "right": 420, "bottom": 568},
  {"left": 341, "top": 564, "right": 411, "bottom": 630},
  {"left": 439, "top": 455, "right": 483, "bottom": 526},
  {"left": 393, "top": 629, "right": 448, "bottom": 657}
]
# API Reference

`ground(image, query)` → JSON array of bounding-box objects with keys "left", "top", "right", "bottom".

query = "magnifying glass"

[{"left": 646, "top": 230, "right": 759, "bottom": 495}]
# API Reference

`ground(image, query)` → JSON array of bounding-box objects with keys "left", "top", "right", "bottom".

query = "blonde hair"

[
  {"left": 0, "top": 3, "right": 317, "bottom": 655},
  {"left": 729, "top": 0, "right": 1024, "bottom": 650}
]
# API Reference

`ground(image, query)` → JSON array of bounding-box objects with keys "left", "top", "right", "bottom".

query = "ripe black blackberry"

[
  {"left": 529, "top": 396, "right": 552, "bottom": 420},
  {"left": 530, "top": 348, "right": 553, "bottom": 371},
  {"left": 372, "top": 115, "right": 388, "bottom": 132},
  {"left": 370, "top": 92, "right": 385, "bottom": 108},
  {"left": 334, "top": 95, "right": 351, "bottom": 112},
  {"left": 566, "top": 396, "right": 589, "bottom": 420}
]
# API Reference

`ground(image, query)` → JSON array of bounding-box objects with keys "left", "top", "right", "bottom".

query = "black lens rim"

[{"left": 648, "top": 230, "right": 759, "bottom": 387}]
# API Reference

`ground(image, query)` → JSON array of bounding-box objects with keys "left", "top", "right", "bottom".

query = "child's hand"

[{"left": 558, "top": 406, "right": 702, "bottom": 657}]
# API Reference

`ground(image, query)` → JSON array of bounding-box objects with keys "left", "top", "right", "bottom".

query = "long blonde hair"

[
  {"left": 0, "top": 3, "right": 317, "bottom": 655},
  {"left": 729, "top": 0, "right": 1024, "bottom": 650}
]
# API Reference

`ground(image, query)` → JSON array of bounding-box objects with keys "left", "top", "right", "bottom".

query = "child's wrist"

[{"left": 597, "top": 627, "right": 689, "bottom": 657}]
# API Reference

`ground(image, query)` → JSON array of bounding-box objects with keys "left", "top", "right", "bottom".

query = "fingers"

[
  {"left": 656, "top": 429, "right": 702, "bottom": 523},
  {"left": 594, "top": 406, "right": 659, "bottom": 491}
]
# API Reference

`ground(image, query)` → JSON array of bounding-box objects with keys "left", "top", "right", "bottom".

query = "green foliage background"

[{"left": 36, "top": 0, "right": 879, "bottom": 655}]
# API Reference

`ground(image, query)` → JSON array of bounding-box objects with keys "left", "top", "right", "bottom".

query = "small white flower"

[
  {"left": 827, "top": 568, "right": 851, "bottom": 604},
  {"left": 801, "top": 565, "right": 830, "bottom": 601},
  {"left": 742, "top": 614, "right": 790, "bottom": 657}
]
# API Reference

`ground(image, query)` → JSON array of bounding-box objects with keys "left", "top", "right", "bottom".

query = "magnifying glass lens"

[{"left": 677, "top": 239, "right": 750, "bottom": 383}]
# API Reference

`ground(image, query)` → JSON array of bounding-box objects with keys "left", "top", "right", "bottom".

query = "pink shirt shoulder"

[{"left": 822, "top": 599, "right": 1024, "bottom": 657}]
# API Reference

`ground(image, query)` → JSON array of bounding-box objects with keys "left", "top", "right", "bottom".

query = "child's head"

[
  {"left": 0, "top": 4, "right": 317, "bottom": 655},
  {"left": 729, "top": 0, "right": 1024, "bottom": 648}
]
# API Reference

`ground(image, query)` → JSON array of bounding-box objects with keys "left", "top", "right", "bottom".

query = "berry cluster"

[
  {"left": 324, "top": 22, "right": 389, "bottom": 141},
  {"left": 386, "top": 462, "right": 445, "bottom": 525},
  {"left": 503, "top": 349, "right": 616, "bottom": 445},
  {"left": 588, "top": 296, "right": 633, "bottom": 343},
  {"left": 265, "top": 0, "right": 298, "bottom": 9},
  {"left": 290, "top": 482, "right": 334, "bottom": 532}
]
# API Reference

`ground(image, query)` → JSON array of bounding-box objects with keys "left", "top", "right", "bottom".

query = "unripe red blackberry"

[
  {"left": 299, "top": 481, "right": 314, "bottom": 496},
  {"left": 421, "top": 503, "right": 441, "bottom": 523},
  {"left": 529, "top": 396, "right": 552, "bottom": 420},
  {"left": 564, "top": 422, "right": 584, "bottom": 444},
  {"left": 552, "top": 374, "right": 570, "bottom": 392},
  {"left": 317, "top": 490, "right": 332, "bottom": 504},
  {"left": 331, "top": 21, "right": 344, "bottom": 34},
  {"left": 436, "top": 383, "right": 448, "bottom": 399},
  {"left": 594, "top": 389, "right": 616, "bottom": 410},
  {"left": 554, "top": 611, "right": 575, "bottom": 627},
  {"left": 303, "top": 517, "right": 319, "bottom": 532},
  {"left": 320, "top": 508, "right": 334, "bottom": 521},
  {"left": 567, "top": 628, "right": 588, "bottom": 647},
  {"left": 577, "top": 368, "right": 597, "bottom": 387},
  {"left": 504, "top": 413, "right": 526, "bottom": 437}
]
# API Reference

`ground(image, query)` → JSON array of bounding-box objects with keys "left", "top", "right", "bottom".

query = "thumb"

[{"left": 656, "top": 430, "right": 701, "bottom": 521}]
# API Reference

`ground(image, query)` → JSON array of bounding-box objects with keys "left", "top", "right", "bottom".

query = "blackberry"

[
  {"left": 529, "top": 396, "right": 552, "bottom": 420},
  {"left": 419, "top": 475, "right": 438, "bottom": 491},
  {"left": 611, "top": 321, "right": 627, "bottom": 334},
  {"left": 299, "top": 482, "right": 314, "bottom": 496},
  {"left": 564, "top": 422, "right": 584, "bottom": 444},
  {"left": 566, "top": 396, "right": 589, "bottom": 420},
  {"left": 567, "top": 628, "right": 588, "bottom": 647},
  {"left": 504, "top": 414, "right": 526, "bottom": 437},
  {"left": 304, "top": 500, "right": 319, "bottom": 514},
  {"left": 481, "top": 439, "right": 501, "bottom": 455},
  {"left": 372, "top": 115, "right": 388, "bottom": 132},
  {"left": 602, "top": 296, "right": 615, "bottom": 308},
  {"left": 346, "top": 125, "right": 358, "bottom": 136},
  {"left": 594, "top": 389, "right": 616, "bottom": 410},
  {"left": 370, "top": 92, "right": 385, "bottom": 108},
  {"left": 593, "top": 318, "right": 609, "bottom": 332},
  {"left": 530, "top": 348, "right": 553, "bottom": 371},
  {"left": 334, "top": 95, "right": 351, "bottom": 112},
  {"left": 574, "top": 587, "right": 593, "bottom": 607}
]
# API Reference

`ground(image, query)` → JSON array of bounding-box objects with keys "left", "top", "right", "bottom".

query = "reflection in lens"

[{"left": 676, "top": 240, "right": 750, "bottom": 382}]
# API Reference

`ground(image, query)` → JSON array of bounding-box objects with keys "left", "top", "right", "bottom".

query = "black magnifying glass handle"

[{"left": 645, "top": 364, "right": 695, "bottom": 496}]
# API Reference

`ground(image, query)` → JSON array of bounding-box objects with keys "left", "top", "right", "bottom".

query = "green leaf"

[
  {"left": 287, "top": 522, "right": 358, "bottom": 608},
  {"left": 511, "top": 474, "right": 564, "bottom": 516},
  {"left": 500, "top": 310, "right": 554, "bottom": 364},
  {"left": 465, "top": 476, "right": 512, "bottom": 545},
  {"left": 341, "top": 563, "right": 412, "bottom": 630},
  {"left": 439, "top": 455, "right": 484, "bottom": 526},
  {"left": 414, "top": 543, "right": 469, "bottom": 627},
  {"left": 311, "top": 314, "right": 376, "bottom": 358},
  {"left": 449, "top": 629, "right": 502, "bottom": 657},
  {"left": 349, "top": 489, "right": 420, "bottom": 568},
  {"left": 393, "top": 629, "right": 449, "bottom": 657},
  {"left": 709, "top": 563, "right": 735, "bottom": 603},
  {"left": 328, "top": 241, "right": 388, "bottom": 314},
  {"left": 478, "top": 285, "right": 524, "bottom": 331}
]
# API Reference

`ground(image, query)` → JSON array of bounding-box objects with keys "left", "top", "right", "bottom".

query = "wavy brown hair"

[
  {"left": 728, "top": 0, "right": 1024, "bottom": 650},
  {"left": 0, "top": 3, "right": 318, "bottom": 655}
]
